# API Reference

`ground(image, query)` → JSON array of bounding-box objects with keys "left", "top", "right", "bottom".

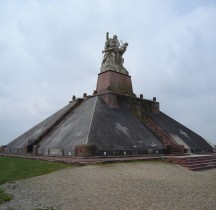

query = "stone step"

[
  {"left": 168, "top": 155, "right": 216, "bottom": 162},
  {"left": 30, "top": 98, "right": 84, "bottom": 148},
  {"left": 167, "top": 153, "right": 185, "bottom": 156},
  {"left": 182, "top": 158, "right": 216, "bottom": 164},
  {"left": 180, "top": 159, "right": 216, "bottom": 166},
  {"left": 180, "top": 162, "right": 216, "bottom": 169},
  {"left": 166, "top": 155, "right": 216, "bottom": 171},
  {"left": 185, "top": 161, "right": 216, "bottom": 168},
  {"left": 142, "top": 118, "right": 185, "bottom": 153},
  {"left": 188, "top": 163, "right": 216, "bottom": 171}
]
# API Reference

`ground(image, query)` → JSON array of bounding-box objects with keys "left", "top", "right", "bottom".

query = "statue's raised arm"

[
  {"left": 101, "top": 33, "right": 128, "bottom": 75},
  {"left": 106, "top": 32, "right": 109, "bottom": 41}
]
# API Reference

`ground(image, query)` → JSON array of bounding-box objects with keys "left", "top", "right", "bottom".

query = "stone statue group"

[{"left": 101, "top": 32, "right": 129, "bottom": 75}]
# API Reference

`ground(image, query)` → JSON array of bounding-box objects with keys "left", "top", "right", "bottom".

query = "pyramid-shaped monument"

[{"left": 2, "top": 33, "right": 214, "bottom": 157}]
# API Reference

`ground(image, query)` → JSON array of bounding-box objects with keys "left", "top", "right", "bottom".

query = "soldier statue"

[{"left": 101, "top": 32, "right": 128, "bottom": 75}]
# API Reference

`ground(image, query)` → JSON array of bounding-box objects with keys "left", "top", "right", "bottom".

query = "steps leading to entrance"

[
  {"left": 143, "top": 118, "right": 184, "bottom": 153},
  {"left": 167, "top": 155, "right": 216, "bottom": 171},
  {"left": 26, "top": 98, "right": 85, "bottom": 153}
]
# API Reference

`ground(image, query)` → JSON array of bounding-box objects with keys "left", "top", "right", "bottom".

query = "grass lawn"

[{"left": 0, "top": 156, "right": 71, "bottom": 204}]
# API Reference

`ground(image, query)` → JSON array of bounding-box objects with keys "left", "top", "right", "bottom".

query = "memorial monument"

[
  {"left": 1, "top": 33, "right": 214, "bottom": 157},
  {"left": 101, "top": 32, "right": 128, "bottom": 75}
]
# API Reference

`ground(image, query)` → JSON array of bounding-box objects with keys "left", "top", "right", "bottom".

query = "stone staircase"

[
  {"left": 167, "top": 155, "right": 216, "bottom": 171},
  {"left": 144, "top": 118, "right": 184, "bottom": 153},
  {"left": 26, "top": 98, "right": 84, "bottom": 154}
]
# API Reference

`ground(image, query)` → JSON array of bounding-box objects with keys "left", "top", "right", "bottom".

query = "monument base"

[
  {"left": 96, "top": 70, "right": 134, "bottom": 96},
  {"left": 100, "top": 64, "right": 128, "bottom": 75},
  {"left": 75, "top": 145, "right": 97, "bottom": 157}
]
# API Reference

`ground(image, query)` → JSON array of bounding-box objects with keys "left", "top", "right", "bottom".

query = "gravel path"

[{"left": 1, "top": 161, "right": 216, "bottom": 210}]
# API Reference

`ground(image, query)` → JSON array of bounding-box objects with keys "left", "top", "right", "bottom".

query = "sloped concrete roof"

[
  {"left": 38, "top": 96, "right": 164, "bottom": 152},
  {"left": 6, "top": 95, "right": 213, "bottom": 154},
  {"left": 88, "top": 97, "right": 163, "bottom": 150},
  {"left": 150, "top": 111, "right": 212, "bottom": 150},
  {"left": 6, "top": 101, "right": 77, "bottom": 150},
  {"left": 38, "top": 97, "right": 97, "bottom": 151}
]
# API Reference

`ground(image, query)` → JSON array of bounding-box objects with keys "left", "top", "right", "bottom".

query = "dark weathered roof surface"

[
  {"left": 88, "top": 97, "right": 163, "bottom": 150},
  {"left": 6, "top": 95, "right": 213, "bottom": 154},
  {"left": 6, "top": 101, "right": 77, "bottom": 149},
  {"left": 38, "top": 97, "right": 96, "bottom": 150},
  {"left": 150, "top": 111, "right": 212, "bottom": 150},
  {"left": 38, "top": 97, "right": 164, "bottom": 151}
]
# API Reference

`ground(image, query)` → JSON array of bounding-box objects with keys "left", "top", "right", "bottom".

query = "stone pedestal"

[
  {"left": 33, "top": 145, "right": 38, "bottom": 155},
  {"left": 75, "top": 145, "right": 97, "bottom": 157},
  {"left": 0, "top": 146, "right": 6, "bottom": 153},
  {"left": 96, "top": 70, "right": 134, "bottom": 96}
]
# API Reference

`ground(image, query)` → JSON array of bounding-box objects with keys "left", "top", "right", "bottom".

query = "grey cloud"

[{"left": 0, "top": 0, "right": 216, "bottom": 145}]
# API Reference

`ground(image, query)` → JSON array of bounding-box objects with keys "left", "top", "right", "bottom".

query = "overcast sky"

[{"left": 0, "top": 0, "right": 216, "bottom": 146}]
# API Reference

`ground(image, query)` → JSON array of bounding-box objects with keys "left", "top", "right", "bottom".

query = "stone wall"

[
  {"left": 97, "top": 91, "right": 159, "bottom": 117},
  {"left": 96, "top": 70, "right": 134, "bottom": 95},
  {"left": 75, "top": 145, "right": 97, "bottom": 157},
  {"left": 0, "top": 146, "right": 6, "bottom": 153}
]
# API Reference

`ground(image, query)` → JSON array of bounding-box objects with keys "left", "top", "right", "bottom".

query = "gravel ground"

[{"left": 0, "top": 161, "right": 216, "bottom": 210}]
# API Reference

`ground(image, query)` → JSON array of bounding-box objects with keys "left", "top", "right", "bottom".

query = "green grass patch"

[
  {"left": 0, "top": 156, "right": 71, "bottom": 204},
  {"left": 0, "top": 189, "right": 12, "bottom": 204}
]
